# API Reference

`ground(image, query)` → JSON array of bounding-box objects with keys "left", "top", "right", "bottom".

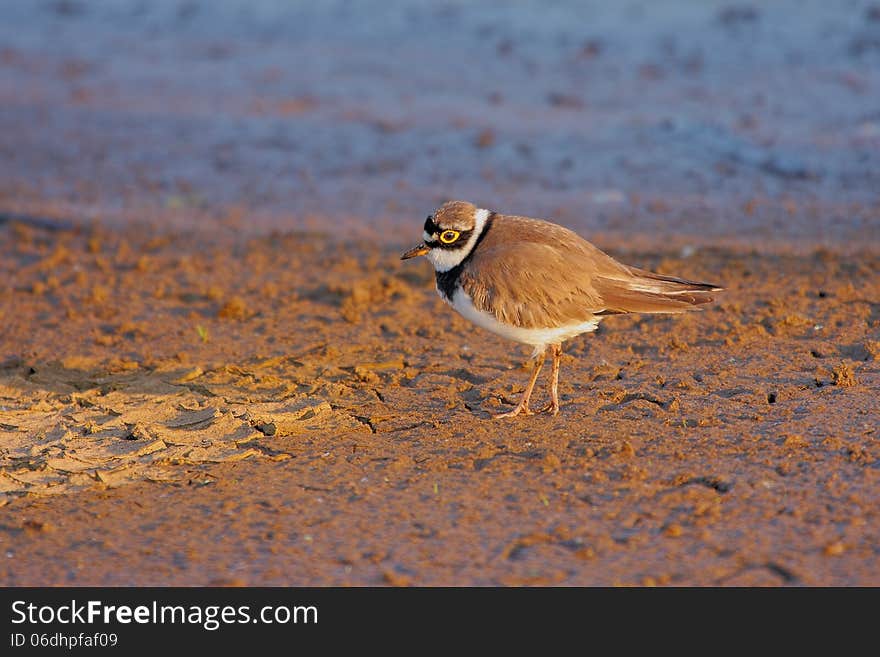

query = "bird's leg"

[
  {"left": 537, "top": 343, "right": 562, "bottom": 415},
  {"left": 492, "top": 348, "right": 547, "bottom": 419}
]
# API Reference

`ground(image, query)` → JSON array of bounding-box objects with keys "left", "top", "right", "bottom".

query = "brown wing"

[
  {"left": 594, "top": 266, "right": 721, "bottom": 314},
  {"left": 460, "top": 214, "right": 722, "bottom": 326},
  {"left": 459, "top": 215, "right": 620, "bottom": 329}
]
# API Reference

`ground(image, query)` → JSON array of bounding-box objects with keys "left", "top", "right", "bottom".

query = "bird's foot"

[
  {"left": 536, "top": 401, "right": 560, "bottom": 416},
  {"left": 491, "top": 402, "right": 534, "bottom": 419}
]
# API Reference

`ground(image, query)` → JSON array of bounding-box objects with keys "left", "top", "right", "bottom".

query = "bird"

[{"left": 401, "top": 200, "right": 722, "bottom": 419}]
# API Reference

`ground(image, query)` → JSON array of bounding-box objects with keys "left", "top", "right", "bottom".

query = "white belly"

[{"left": 449, "top": 287, "right": 600, "bottom": 348}]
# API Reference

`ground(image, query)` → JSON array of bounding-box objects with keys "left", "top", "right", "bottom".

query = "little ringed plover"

[{"left": 401, "top": 200, "right": 722, "bottom": 419}]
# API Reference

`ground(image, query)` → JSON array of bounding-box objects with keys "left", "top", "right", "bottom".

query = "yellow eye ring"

[{"left": 439, "top": 230, "right": 460, "bottom": 244}]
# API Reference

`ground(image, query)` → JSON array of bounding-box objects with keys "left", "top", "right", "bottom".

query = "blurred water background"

[{"left": 1, "top": 0, "right": 878, "bottom": 249}]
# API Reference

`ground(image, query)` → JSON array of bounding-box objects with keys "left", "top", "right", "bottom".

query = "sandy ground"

[{"left": 0, "top": 1, "right": 878, "bottom": 585}]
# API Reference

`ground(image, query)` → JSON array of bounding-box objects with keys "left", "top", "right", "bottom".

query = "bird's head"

[{"left": 400, "top": 200, "right": 487, "bottom": 272}]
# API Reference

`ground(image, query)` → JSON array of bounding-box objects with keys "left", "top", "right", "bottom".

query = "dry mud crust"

[{"left": 0, "top": 220, "right": 877, "bottom": 585}]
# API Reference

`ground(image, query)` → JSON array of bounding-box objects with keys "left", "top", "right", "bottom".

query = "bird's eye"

[{"left": 439, "top": 230, "right": 460, "bottom": 244}]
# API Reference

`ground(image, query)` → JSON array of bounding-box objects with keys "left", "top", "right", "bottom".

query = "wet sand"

[{"left": 1, "top": 1, "right": 878, "bottom": 585}]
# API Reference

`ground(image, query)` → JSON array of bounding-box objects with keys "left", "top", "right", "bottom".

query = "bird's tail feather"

[{"left": 596, "top": 267, "right": 722, "bottom": 314}]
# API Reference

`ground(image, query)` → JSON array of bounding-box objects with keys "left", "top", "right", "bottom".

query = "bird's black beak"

[{"left": 400, "top": 243, "right": 430, "bottom": 260}]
